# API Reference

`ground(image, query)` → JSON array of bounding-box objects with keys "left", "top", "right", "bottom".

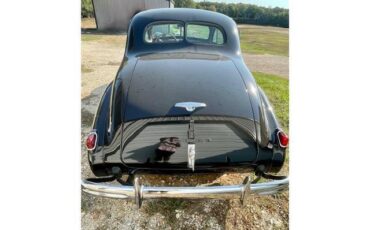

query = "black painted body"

[{"left": 87, "top": 9, "right": 287, "bottom": 176}]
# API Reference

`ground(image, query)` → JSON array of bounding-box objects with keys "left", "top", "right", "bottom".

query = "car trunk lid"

[{"left": 124, "top": 52, "right": 255, "bottom": 121}]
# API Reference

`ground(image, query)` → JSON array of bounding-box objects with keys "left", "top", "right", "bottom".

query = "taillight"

[
  {"left": 277, "top": 130, "right": 289, "bottom": 148},
  {"left": 86, "top": 132, "right": 97, "bottom": 151}
]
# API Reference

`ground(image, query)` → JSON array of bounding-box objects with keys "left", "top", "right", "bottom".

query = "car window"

[
  {"left": 186, "top": 23, "right": 225, "bottom": 45},
  {"left": 144, "top": 22, "right": 184, "bottom": 43},
  {"left": 187, "top": 24, "right": 210, "bottom": 40}
]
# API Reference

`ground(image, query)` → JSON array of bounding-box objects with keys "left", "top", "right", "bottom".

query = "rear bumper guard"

[{"left": 81, "top": 176, "right": 289, "bottom": 208}]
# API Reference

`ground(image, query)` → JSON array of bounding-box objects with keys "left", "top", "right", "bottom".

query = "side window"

[
  {"left": 212, "top": 28, "right": 224, "bottom": 45},
  {"left": 144, "top": 22, "right": 184, "bottom": 43}
]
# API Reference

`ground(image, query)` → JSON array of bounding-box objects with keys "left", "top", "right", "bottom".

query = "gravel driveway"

[
  {"left": 244, "top": 54, "right": 289, "bottom": 78},
  {"left": 81, "top": 32, "right": 289, "bottom": 230}
]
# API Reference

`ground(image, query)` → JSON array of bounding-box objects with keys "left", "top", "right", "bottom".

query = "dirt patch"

[
  {"left": 81, "top": 18, "right": 97, "bottom": 30},
  {"left": 81, "top": 34, "right": 125, "bottom": 99}
]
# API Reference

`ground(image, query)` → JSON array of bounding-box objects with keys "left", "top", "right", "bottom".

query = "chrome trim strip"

[{"left": 81, "top": 177, "right": 288, "bottom": 207}]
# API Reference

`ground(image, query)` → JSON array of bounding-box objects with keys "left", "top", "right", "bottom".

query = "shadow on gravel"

[
  {"left": 143, "top": 199, "right": 230, "bottom": 228},
  {"left": 81, "top": 84, "right": 109, "bottom": 128},
  {"left": 81, "top": 28, "right": 127, "bottom": 36},
  {"left": 81, "top": 108, "right": 94, "bottom": 128}
]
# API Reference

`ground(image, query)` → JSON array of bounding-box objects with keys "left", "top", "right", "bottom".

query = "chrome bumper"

[{"left": 81, "top": 176, "right": 289, "bottom": 208}]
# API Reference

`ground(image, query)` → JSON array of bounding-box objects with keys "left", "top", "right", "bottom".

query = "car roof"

[{"left": 128, "top": 8, "right": 240, "bottom": 56}]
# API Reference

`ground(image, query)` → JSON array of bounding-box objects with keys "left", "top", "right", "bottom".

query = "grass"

[
  {"left": 239, "top": 27, "right": 289, "bottom": 56},
  {"left": 253, "top": 72, "right": 289, "bottom": 131},
  {"left": 81, "top": 34, "right": 125, "bottom": 46},
  {"left": 81, "top": 34, "right": 103, "bottom": 42}
]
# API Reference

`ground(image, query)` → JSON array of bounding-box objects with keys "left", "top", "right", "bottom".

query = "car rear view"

[{"left": 82, "top": 8, "right": 289, "bottom": 208}]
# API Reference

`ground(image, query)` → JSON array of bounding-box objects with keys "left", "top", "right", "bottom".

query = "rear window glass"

[
  {"left": 144, "top": 22, "right": 225, "bottom": 45},
  {"left": 144, "top": 22, "right": 184, "bottom": 43},
  {"left": 186, "top": 23, "right": 225, "bottom": 45}
]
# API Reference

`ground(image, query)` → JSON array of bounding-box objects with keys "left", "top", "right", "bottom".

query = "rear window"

[
  {"left": 144, "top": 22, "right": 184, "bottom": 43},
  {"left": 186, "top": 23, "right": 225, "bottom": 45},
  {"left": 144, "top": 22, "right": 225, "bottom": 45}
]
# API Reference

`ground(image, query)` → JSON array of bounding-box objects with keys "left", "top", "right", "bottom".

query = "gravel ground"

[
  {"left": 237, "top": 24, "right": 289, "bottom": 34},
  {"left": 81, "top": 28, "right": 289, "bottom": 229},
  {"left": 243, "top": 54, "right": 289, "bottom": 78}
]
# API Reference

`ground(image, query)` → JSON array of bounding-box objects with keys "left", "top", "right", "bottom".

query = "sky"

[{"left": 194, "top": 0, "right": 289, "bottom": 9}]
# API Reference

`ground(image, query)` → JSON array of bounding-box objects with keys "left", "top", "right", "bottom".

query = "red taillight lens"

[
  {"left": 277, "top": 130, "right": 289, "bottom": 148},
  {"left": 86, "top": 132, "right": 97, "bottom": 150}
]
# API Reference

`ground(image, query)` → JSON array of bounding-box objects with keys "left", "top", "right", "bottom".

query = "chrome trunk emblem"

[
  {"left": 175, "top": 102, "right": 207, "bottom": 112},
  {"left": 187, "top": 144, "right": 196, "bottom": 171}
]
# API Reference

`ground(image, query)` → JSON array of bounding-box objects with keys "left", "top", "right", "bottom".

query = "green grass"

[
  {"left": 81, "top": 34, "right": 102, "bottom": 42},
  {"left": 253, "top": 72, "right": 289, "bottom": 131},
  {"left": 239, "top": 27, "right": 289, "bottom": 56}
]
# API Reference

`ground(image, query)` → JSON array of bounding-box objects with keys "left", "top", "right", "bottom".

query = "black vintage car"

[{"left": 82, "top": 8, "right": 288, "bottom": 207}]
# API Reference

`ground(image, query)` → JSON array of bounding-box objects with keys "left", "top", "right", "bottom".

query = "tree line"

[
  {"left": 175, "top": 0, "right": 289, "bottom": 28},
  {"left": 82, "top": 0, "right": 289, "bottom": 28},
  {"left": 81, "top": 0, "right": 94, "bottom": 18}
]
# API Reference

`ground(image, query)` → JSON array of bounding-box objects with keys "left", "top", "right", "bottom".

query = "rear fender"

[
  {"left": 258, "top": 86, "right": 287, "bottom": 172},
  {"left": 92, "top": 82, "right": 112, "bottom": 148},
  {"left": 257, "top": 86, "right": 280, "bottom": 143}
]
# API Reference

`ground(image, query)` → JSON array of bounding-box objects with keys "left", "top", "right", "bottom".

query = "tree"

[
  {"left": 81, "top": 0, "right": 94, "bottom": 18},
  {"left": 207, "top": 5, "right": 217, "bottom": 12},
  {"left": 180, "top": 1, "right": 289, "bottom": 28},
  {"left": 174, "top": 0, "right": 195, "bottom": 8}
]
